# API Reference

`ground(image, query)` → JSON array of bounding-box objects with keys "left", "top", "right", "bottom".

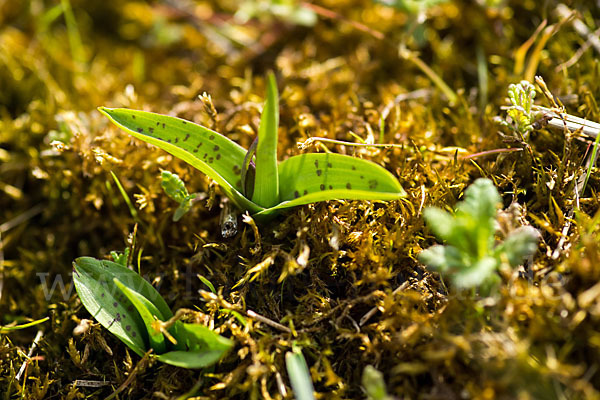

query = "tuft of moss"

[{"left": 1, "top": 0, "right": 600, "bottom": 398}]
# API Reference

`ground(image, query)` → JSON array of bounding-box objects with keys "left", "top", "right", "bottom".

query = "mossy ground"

[{"left": 1, "top": 0, "right": 600, "bottom": 398}]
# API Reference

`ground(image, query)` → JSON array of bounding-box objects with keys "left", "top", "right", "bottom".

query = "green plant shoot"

[
  {"left": 73, "top": 256, "right": 233, "bottom": 368},
  {"left": 418, "top": 178, "right": 539, "bottom": 293},
  {"left": 160, "top": 170, "right": 197, "bottom": 221},
  {"left": 285, "top": 346, "right": 315, "bottom": 400},
  {"left": 99, "top": 72, "right": 405, "bottom": 220},
  {"left": 495, "top": 80, "right": 538, "bottom": 140}
]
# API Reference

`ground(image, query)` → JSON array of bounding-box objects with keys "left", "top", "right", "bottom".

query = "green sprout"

[
  {"left": 160, "top": 170, "right": 198, "bottom": 221},
  {"left": 110, "top": 247, "right": 129, "bottom": 266},
  {"left": 73, "top": 257, "right": 233, "bottom": 368},
  {"left": 285, "top": 345, "right": 315, "bottom": 400},
  {"left": 99, "top": 73, "right": 405, "bottom": 221},
  {"left": 418, "top": 178, "right": 539, "bottom": 293},
  {"left": 496, "top": 80, "right": 538, "bottom": 139}
]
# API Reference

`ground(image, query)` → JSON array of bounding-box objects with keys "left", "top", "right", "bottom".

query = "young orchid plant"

[
  {"left": 99, "top": 73, "right": 405, "bottom": 220},
  {"left": 73, "top": 256, "right": 233, "bottom": 368}
]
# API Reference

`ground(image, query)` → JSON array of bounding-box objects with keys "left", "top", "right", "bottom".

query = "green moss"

[{"left": 1, "top": 0, "right": 600, "bottom": 398}]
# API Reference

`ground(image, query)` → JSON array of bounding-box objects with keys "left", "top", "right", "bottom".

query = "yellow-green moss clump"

[{"left": 1, "top": 0, "right": 600, "bottom": 398}]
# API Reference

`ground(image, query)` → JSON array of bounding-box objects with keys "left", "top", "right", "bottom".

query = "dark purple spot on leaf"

[
  {"left": 329, "top": 185, "right": 333, "bottom": 189},
  {"left": 149, "top": 127, "right": 154, "bottom": 133},
  {"left": 351, "top": 165, "right": 356, "bottom": 170},
  {"left": 184, "top": 133, "right": 190, "bottom": 141},
  {"left": 216, "top": 154, "right": 221, "bottom": 160},
  {"left": 213, "top": 145, "right": 219, "bottom": 151},
  {"left": 233, "top": 165, "right": 241, "bottom": 174},
  {"left": 174, "top": 137, "right": 178, "bottom": 143},
  {"left": 320, "top": 184, "right": 325, "bottom": 191},
  {"left": 113, "top": 302, "right": 118, "bottom": 307},
  {"left": 369, "top": 180, "right": 378, "bottom": 189},
  {"left": 236, "top": 180, "right": 241, "bottom": 187},
  {"left": 167, "top": 139, "right": 172, "bottom": 143},
  {"left": 162, "top": 123, "right": 166, "bottom": 129},
  {"left": 182, "top": 120, "right": 187, "bottom": 124},
  {"left": 132, "top": 332, "right": 136, "bottom": 337},
  {"left": 314, "top": 160, "right": 319, "bottom": 168},
  {"left": 209, "top": 135, "right": 215, "bottom": 140},
  {"left": 346, "top": 183, "right": 352, "bottom": 189},
  {"left": 137, "top": 128, "right": 143, "bottom": 133},
  {"left": 316, "top": 169, "right": 322, "bottom": 176},
  {"left": 360, "top": 175, "right": 364, "bottom": 179},
  {"left": 196, "top": 142, "right": 203, "bottom": 148},
  {"left": 208, "top": 157, "right": 214, "bottom": 163},
  {"left": 303, "top": 190, "right": 308, "bottom": 195},
  {"left": 193, "top": 149, "right": 198, "bottom": 153},
  {"left": 294, "top": 191, "right": 300, "bottom": 198},
  {"left": 328, "top": 163, "right": 332, "bottom": 168},
  {"left": 101, "top": 293, "right": 105, "bottom": 297},
  {"left": 132, "top": 115, "right": 135, "bottom": 119}
]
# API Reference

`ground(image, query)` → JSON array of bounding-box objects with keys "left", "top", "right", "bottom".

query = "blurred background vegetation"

[{"left": 1, "top": 0, "right": 600, "bottom": 398}]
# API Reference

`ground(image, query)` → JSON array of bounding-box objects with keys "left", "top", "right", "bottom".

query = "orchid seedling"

[
  {"left": 73, "top": 257, "right": 233, "bottom": 368},
  {"left": 99, "top": 73, "right": 405, "bottom": 221}
]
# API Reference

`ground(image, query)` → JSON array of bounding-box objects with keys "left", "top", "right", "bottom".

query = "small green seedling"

[
  {"left": 496, "top": 80, "right": 538, "bottom": 140},
  {"left": 160, "top": 170, "right": 198, "bottom": 221},
  {"left": 73, "top": 256, "right": 233, "bottom": 368},
  {"left": 110, "top": 247, "right": 129, "bottom": 266},
  {"left": 419, "top": 178, "right": 539, "bottom": 293},
  {"left": 99, "top": 73, "right": 405, "bottom": 220}
]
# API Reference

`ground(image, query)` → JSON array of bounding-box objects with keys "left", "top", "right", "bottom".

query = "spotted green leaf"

[
  {"left": 98, "top": 107, "right": 262, "bottom": 214},
  {"left": 272, "top": 153, "right": 405, "bottom": 211},
  {"left": 73, "top": 257, "right": 159, "bottom": 355},
  {"left": 114, "top": 278, "right": 167, "bottom": 354},
  {"left": 74, "top": 256, "right": 233, "bottom": 368}
]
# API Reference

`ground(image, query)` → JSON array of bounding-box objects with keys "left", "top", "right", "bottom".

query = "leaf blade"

[
  {"left": 252, "top": 73, "right": 280, "bottom": 207},
  {"left": 285, "top": 347, "right": 316, "bottom": 400},
  {"left": 73, "top": 257, "right": 148, "bottom": 355},
  {"left": 114, "top": 278, "right": 167, "bottom": 354},
  {"left": 156, "top": 349, "right": 229, "bottom": 369},
  {"left": 99, "top": 107, "right": 262, "bottom": 213},
  {"left": 174, "top": 322, "right": 234, "bottom": 353},
  {"left": 270, "top": 153, "right": 405, "bottom": 213}
]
